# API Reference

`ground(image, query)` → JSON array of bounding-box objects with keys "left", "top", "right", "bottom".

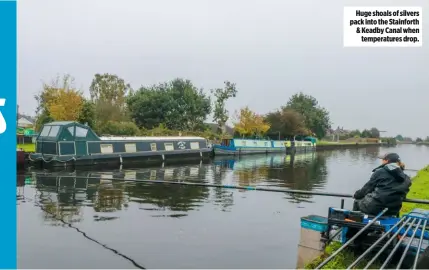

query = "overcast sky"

[{"left": 18, "top": 0, "right": 428, "bottom": 138}]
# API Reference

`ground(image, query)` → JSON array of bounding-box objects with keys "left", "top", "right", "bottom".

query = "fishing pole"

[{"left": 30, "top": 174, "right": 429, "bottom": 205}]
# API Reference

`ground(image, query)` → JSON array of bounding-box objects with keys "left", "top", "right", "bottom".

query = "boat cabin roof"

[
  {"left": 37, "top": 121, "right": 100, "bottom": 142},
  {"left": 44, "top": 121, "right": 76, "bottom": 126},
  {"left": 100, "top": 136, "right": 206, "bottom": 141}
]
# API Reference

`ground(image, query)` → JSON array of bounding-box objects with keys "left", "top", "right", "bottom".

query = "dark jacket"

[{"left": 354, "top": 163, "right": 412, "bottom": 216}]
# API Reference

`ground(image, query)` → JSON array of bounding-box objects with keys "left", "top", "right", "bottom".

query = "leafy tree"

[
  {"left": 211, "top": 81, "right": 238, "bottom": 134},
  {"left": 349, "top": 129, "right": 362, "bottom": 138},
  {"left": 265, "top": 108, "right": 308, "bottom": 137},
  {"left": 89, "top": 73, "right": 132, "bottom": 124},
  {"left": 416, "top": 137, "right": 423, "bottom": 143},
  {"left": 90, "top": 73, "right": 131, "bottom": 106},
  {"left": 34, "top": 74, "right": 84, "bottom": 125},
  {"left": 77, "top": 100, "right": 96, "bottom": 128},
  {"left": 395, "top": 134, "right": 404, "bottom": 141},
  {"left": 127, "top": 78, "right": 211, "bottom": 131},
  {"left": 285, "top": 92, "right": 331, "bottom": 139},
  {"left": 369, "top": 127, "right": 380, "bottom": 138},
  {"left": 361, "top": 129, "right": 371, "bottom": 138},
  {"left": 127, "top": 87, "right": 171, "bottom": 129},
  {"left": 166, "top": 78, "right": 211, "bottom": 130},
  {"left": 47, "top": 88, "right": 84, "bottom": 121},
  {"left": 403, "top": 137, "right": 413, "bottom": 142},
  {"left": 233, "top": 106, "right": 270, "bottom": 137},
  {"left": 425, "top": 136, "right": 429, "bottom": 142}
]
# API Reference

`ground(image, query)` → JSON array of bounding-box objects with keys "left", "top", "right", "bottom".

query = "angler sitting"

[{"left": 352, "top": 153, "right": 411, "bottom": 217}]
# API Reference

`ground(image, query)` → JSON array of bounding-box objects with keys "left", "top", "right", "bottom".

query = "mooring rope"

[{"left": 18, "top": 188, "right": 146, "bottom": 269}]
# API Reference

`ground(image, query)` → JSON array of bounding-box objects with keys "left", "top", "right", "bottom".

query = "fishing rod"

[{"left": 30, "top": 174, "right": 429, "bottom": 205}]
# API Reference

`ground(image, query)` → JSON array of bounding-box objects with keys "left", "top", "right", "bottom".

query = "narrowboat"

[
  {"left": 29, "top": 121, "right": 211, "bottom": 168},
  {"left": 212, "top": 137, "right": 316, "bottom": 156}
]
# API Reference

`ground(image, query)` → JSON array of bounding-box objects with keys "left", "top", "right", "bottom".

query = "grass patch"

[
  {"left": 305, "top": 165, "right": 429, "bottom": 269},
  {"left": 317, "top": 141, "right": 357, "bottom": 145},
  {"left": 17, "top": 143, "right": 35, "bottom": 152},
  {"left": 317, "top": 140, "right": 380, "bottom": 146},
  {"left": 400, "top": 166, "right": 429, "bottom": 214}
]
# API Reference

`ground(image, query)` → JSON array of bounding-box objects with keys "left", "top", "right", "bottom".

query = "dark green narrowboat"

[{"left": 29, "top": 121, "right": 211, "bottom": 168}]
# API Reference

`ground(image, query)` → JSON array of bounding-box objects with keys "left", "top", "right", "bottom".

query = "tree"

[
  {"left": 349, "top": 129, "right": 362, "bottom": 138},
  {"left": 34, "top": 74, "right": 84, "bottom": 125},
  {"left": 211, "top": 81, "right": 238, "bottom": 134},
  {"left": 47, "top": 88, "right": 84, "bottom": 121},
  {"left": 361, "top": 129, "right": 371, "bottom": 138},
  {"left": 265, "top": 108, "right": 309, "bottom": 138},
  {"left": 416, "top": 137, "right": 423, "bottom": 143},
  {"left": 425, "top": 136, "right": 429, "bottom": 142},
  {"left": 89, "top": 73, "right": 132, "bottom": 124},
  {"left": 285, "top": 92, "right": 331, "bottom": 139},
  {"left": 233, "top": 106, "right": 270, "bottom": 137},
  {"left": 77, "top": 100, "right": 96, "bottom": 128},
  {"left": 395, "top": 134, "right": 404, "bottom": 141},
  {"left": 369, "top": 127, "right": 380, "bottom": 138},
  {"left": 403, "top": 137, "right": 413, "bottom": 142},
  {"left": 127, "top": 78, "right": 211, "bottom": 131},
  {"left": 166, "top": 78, "right": 211, "bottom": 130}
]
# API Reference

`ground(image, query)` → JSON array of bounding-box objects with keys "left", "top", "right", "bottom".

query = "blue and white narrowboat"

[
  {"left": 29, "top": 121, "right": 211, "bottom": 168},
  {"left": 212, "top": 138, "right": 315, "bottom": 156}
]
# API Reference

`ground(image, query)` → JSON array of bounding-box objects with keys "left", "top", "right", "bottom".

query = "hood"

[{"left": 382, "top": 163, "right": 407, "bottom": 181}]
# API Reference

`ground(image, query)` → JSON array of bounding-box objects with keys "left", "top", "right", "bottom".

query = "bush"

[
  {"left": 98, "top": 121, "right": 140, "bottom": 136},
  {"left": 95, "top": 121, "right": 226, "bottom": 140}
]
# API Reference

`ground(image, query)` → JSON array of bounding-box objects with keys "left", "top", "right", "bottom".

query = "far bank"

[{"left": 315, "top": 141, "right": 381, "bottom": 151}]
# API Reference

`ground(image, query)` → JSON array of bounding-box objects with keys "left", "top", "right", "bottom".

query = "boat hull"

[
  {"left": 213, "top": 147, "right": 286, "bottom": 156},
  {"left": 213, "top": 145, "right": 316, "bottom": 156},
  {"left": 29, "top": 149, "right": 211, "bottom": 168},
  {"left": 286, "top": 146, "right": 316, "bottom": 155},
  {"left": 17, "top": 150, "right": 26, "bottom": 168}
]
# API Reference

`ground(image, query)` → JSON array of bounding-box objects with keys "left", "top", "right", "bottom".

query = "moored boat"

[
  {"left": 17, "top": 149, "right": 26, "bottom": 168},
  {"left": 212, "top": 138, "right": 316, "bottom": 156},
  {"left": 29, "top": 121, "right": 211, "bottom": 168}
]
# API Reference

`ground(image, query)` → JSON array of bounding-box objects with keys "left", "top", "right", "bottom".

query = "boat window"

[
  {"left": 150, "top": 143, "right": 157, "bottom": 151},
  {"left": 40, "top": 126, "right": 51, "bottom": 137},
  {"left": 125, "top": 143, "right": 136, "bottom": 153},
  {"left": 190, "top": 142, "right": 200, "bottom": 149},
  {"left": 67, "top": 126, "right": 75, "bottom": 136},
  {"left": 100, "top": 144, "right": 114, "bottom": 154},
  {"left": 48, "top": 125, "right": 60, "bottom": 137},
  {"left": 75, "top": 126, "right": 88, "bottom": 137},
  {"left": 164, "top": 143, "right": 174, "bottom": 151}
]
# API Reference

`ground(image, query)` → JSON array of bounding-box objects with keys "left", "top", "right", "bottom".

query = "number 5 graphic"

[{"left": 0, "top": 98, "right": 6, "bottom": 134}]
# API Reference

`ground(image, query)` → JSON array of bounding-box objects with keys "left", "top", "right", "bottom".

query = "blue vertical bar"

[{"left": 0, "top": 0, "right": 17, "bottom": 269}]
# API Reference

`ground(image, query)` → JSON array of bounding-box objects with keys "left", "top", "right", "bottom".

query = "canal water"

[{"left": 17, "top": 144, "right": 429, "bottom": 269}]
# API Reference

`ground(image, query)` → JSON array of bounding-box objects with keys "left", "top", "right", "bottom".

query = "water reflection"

[
  {"left": 18, "top": 145, "right": 429, "bottom": 269},
  {"left": 22, "top": 152, "right": 326, "bottom": 226},
  {"left": 319, "top": 146, "right": 381, "bottom": 163}
]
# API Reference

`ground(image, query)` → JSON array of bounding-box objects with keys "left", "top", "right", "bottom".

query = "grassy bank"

[
  {"left": 17, "top": 143, "right": 35, "bottom": 152},
  {"left": 416, "top": 142, "right": 429, "bottom": 146},
  {"left": 317, "top": 140, "right": 378, "bottom": 146},
  {"left": 305, "top": 165, "right": 429, "bottom": 269}
]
